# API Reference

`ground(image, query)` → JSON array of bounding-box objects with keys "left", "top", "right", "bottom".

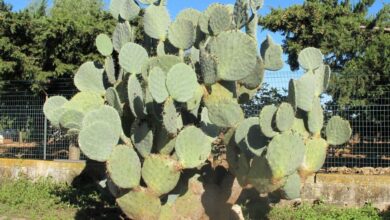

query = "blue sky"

[{"left": 5, "top": 0, "right": 386, "bottom": 72}]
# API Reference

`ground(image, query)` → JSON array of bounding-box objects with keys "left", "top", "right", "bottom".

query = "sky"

[{"left": 4, "top": 0, "right": 387, "bottom": 73}]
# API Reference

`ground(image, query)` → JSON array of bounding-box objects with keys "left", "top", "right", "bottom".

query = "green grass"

[{"left": 0, "top": 177, "right": 122, "bottom": 220}]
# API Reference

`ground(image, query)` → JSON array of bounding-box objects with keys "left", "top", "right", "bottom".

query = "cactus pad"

[
  {"left": 168, "top": 19, "right": 194, "bottom": 50},
  {"left": 209, "top": 5, "right": 232, "bottom": 35},
  {"left": 258, "top": 105, "right": 278, "bottom": 138},
  {"left": 291, "top": 118, "right": 310, "bottom": 139},
  {"left": 144, "top": 5, "right": 171, "bottom": 40},
  {"left": 119, "top": 0, "right": 140, "bottom": 21},
  {"left": 43, "top": 96, "right": 68, "bottom": 127},
  {"left": 141, "top": 155, "right": 181, "bottom": 195},
  {"left": 109, "top": 0, "right": 126, "bottom": 19},
  {"left": 112, "top": 21, "right": 133, "bottom": 52},
  {"left": 235, "top": 117, "right": 267, "bottom": 156},
  {"left": 200, "top": 47, "right": 217, "bottom": 85},
  {"left": 326, "top": 116, "right": 352, "bottom": 145},
  {"left": 295, "top": 73, "right": 316, "bottom": 112},
  {"left": 74, "top": 62, "right": 105, "bottom": 95},
  {"left": 175, "top": 126, "right": 211, "bottom": 168},
  {"left": 265, "top": 133, "right": 305, "bottom": 180},
  {"left": 148, "top": 67, "right": 169, "bottom": 103},
  {"left": 59, "top": 109, "right": 84, "bottom": 130},
  {"left": 206, "top": 98, "right": 244, "bottom": 127},
  {"left": 105, "top": 56, "right": 117, "bottom": 84},
  {"left": 176, "top": 8, "right": 201, "bottom": 27},
  {"left": 166, "top": 63, "right": 198, "bottom": 103},
  {"left": 260, "top": 35, "right": 283, "bottom": 71},
  {"left": 128, "top": 74, "right": 146, "bottom": 118},
  {"left": 119, "top": 42, "right": 149, "bottom": 74},
  {"left": 239, "top": 57, "right": 264, "bottom": 90},
  {"left": 131, "top": 121, "right": 154, "bottom": 158},
  {"left": 107, "top": 145, "right": 141, "bottom": 189},
  {"left": 280, "top": 172, "right": 301, "bottom": 200},
  {"left": 300, "top": 137, "right": 328, "bottom": 175},
  {"left": 186, "top": 85, "right": 203, "bottom": 111},
  {"left": 314, "top": 64, "right": 331, "bottom": 96},
  {"left": 207, "top": 31, "right": 257, "bottom": 81},
  {"left": 105, "top": 87, "right": 123, "bottom": 116},
  {"left": 117, "top": 189, "right": 161, "bottom": 220},
  {"left": 307, "top": 97, "right": 324, "bottom": 134},
  {"left": 275, "top": 102, "right": 295, "bottom": 132},
  {"left": 82, "top": 105, "right": 122, "bottom": 138},
  {"left": 78, "top": 121, "right": 119, "bottom": 162},
  {"left": 96, "top": 34, "right": 114, "bottom": 56},
  {"left": 163, "top": 97, "right": 178, "bottom": 135},
  {"left": 298, "top": 47, "right": 323, "bottom": 71},
  {"left": 63, "top": 92, "right": 104, "bottom": 113}
]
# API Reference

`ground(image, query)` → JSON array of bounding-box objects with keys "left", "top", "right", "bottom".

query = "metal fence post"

[{"left": 43, "top": 116, "right": 47, "bottom": 160}]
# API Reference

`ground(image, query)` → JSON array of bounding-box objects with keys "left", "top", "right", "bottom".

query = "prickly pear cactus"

[{"left": 43, "top": 0, "right": 351, "bottom": 219}]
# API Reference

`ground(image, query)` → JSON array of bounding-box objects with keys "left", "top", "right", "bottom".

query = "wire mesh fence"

[{"left": 0, "top": 74, "right": 389, "bottom": 169}]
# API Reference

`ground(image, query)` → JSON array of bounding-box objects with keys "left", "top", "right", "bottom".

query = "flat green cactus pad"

[
  {"left": 209, "top": 5, "right": 232, "bottom": 35},
  {"left": 281, "top": 172, "right": 301, "bottom": 200},
  {"left": 236, "top": 153, "right": 250, "bottom": 186},
  {"left": 63, "top": 92, "right": 104, "bottom": 113},
  {"left": 266, "top": 133, "right": 305, "bottom": 180},
  {"left": 144, "top": 55, "right": 182, "bottom": 74},
  {"left": 246, "top": 13, "right": 258, "bottom": 40},
  {"left": 117, "top": 189, "right": 161, "bottom": 220},
  {"left": 148, "top": 67, "right": 169, "bottom": 103},
  {"left": 200, "top": 107, "right": 221, "bottom": 139},
  {"left": 119, "top": 0, "right": 140, "bottom": 21},
  {"left": 296, "top": 73, "right": 316, "bottom": 112},
  {"left": 207, "top": 31, "right": 257, "bottom": 81},
  {"left": 307, "top": 97, "right": 324, "bottom": 134},
  {"left": 291, "top": 118, "right": 310, "bottom": 139},
  {"left": 112, "top": 21, "right": 133, "bottom": 52},
  {"left": 166, "top": 63, "right": 198, "bottom": 103},
  {"left": 287, "top": 79, "right": 297, "bottom": 110},
  {"left": 168, "top": 19, "right": 194, "bottom": 50},
  {"left": 298, "top": 47, "right": 323, "bottom": 71},
  {"left": 260, "top": 35, "right": 284, "bottom": 71},
  {"left": 105, "top": 87, "right": 123, "bottom": 116},
  {"left": 162, "top": 97, "right": 178, "bottom": 135},
  {"left": 131, "top": 121, "right": 154, "bottom": 158},
  {"left": 233, "top": 0, "right": 248, "bottom": 29},
  {"left": 206, "top": 97, "right": 244, "bottom": 128},
  {"left": 128, "top": 74, "right": 146, "bottom": 118},
  {"left": 82, "top": 105, "right": 122, "bottom": 138},
  {"left": 144, "top": 5, "right": 171, "bottom": 40},
  {"left": 275, "top": 102, "right": 295, "bottom": 132},
  {"left": 326, "top": 116, "right": 352, "bottom": 145},
  {"left": 200, "top": 47, "right": 217, "bottom": 85},
  {"left": 119, "top": 42, "right": 149, "bottom": 74},
  {"left": 74, "top": 62, "right": 105, "bottom": 95},
  {"left": 43, "top": 96, "right": 68, "bottom": 127},
  {"left": 141, "top": 155, "right": 181, "bottom": 195},
  {"left": 235, "top": 117, "right": 267, "bottom": 156},
  {"left": 247, "top": 156, "right": 286, "bottom": 193},
  {"left": 186, "top": 85, "right": 203, "bottom": 111},
  {"left": 109, "top": 0, "right": 126, "bottom": 19},
  {"left": 259, "top": 105, "right": 278, "bottom": 138},
  {"left": 300, "top": 137, "right": 328, "bottom": 175},
  {"left": 78, "top": 121, "right": 119, "bottom": 162},
  {"left": 250, "top": 0, "right": 264, "bottom": 10},
  {"left": 176, "top": 8, "right": 201, "bottom": 27},
  {"left": 314, "top": 64, "right": 331, "bottom": 96},
  {"left": 175, "top": 126, "right": 212, "bottom": 168},
  {"left": 239, "top": 57, "right": 264, "bottom": 90},
  {"left": 107, "top": 145, "right": 141, "bottom": 189},
  {"left": 199, "top": 4, "right": 221, "bottom": 34},
  {"left": 96, "top": 34, "right": 114, "bottom": 56},
  {"left": 59, "top": 109, "right": 84, "bottom": 130},
  {"left": 105, "top": 56, "right": 116, "bottom": 85}
]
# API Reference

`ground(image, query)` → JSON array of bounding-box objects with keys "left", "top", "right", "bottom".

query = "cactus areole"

[{"left": 43, "top": 0, "right": 352, "bottom": 219}]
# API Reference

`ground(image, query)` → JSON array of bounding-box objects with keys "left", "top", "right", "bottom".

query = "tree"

[
  {"left": 259, "top": 0, "right": 389, "bottom": 106},
  {"left": 0, "top": 0, "right": 116, "bottom": 93}
]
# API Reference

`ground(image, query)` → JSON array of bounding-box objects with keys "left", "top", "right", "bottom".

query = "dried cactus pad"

[
  {"left": 207, "top": 31, "right": 257, "bottom": 81},
  {"left": 119, "top": 42, "right": 149, "bottom": 74},
  {"left": 326, "top": 116, "right": 352, "bottom": 145},
  {"left": 143, "top": 5, "right": 171, "bottom": 40},
  {"left": 166, "top": 63, "right": 198, "bottom": 102},
  {"left": 107, "top": 145, "right": 141, "bottom": 189},
  {"left": 266, "top": 133, "right": 305, "bottom": 180},
  {"left": 78, "top": 121, "right": 119, "bottom": 162},
  {"left": 117, "top": 189, "right": 161, "bottom": 220},
  {"left": 43, "top": 96, "right": 68, "bottom": 127},
  {"left": 141, "top": 155, "right": 181, "bottom": 195},
  {"left": 275, "top": 102, "right": 295, "bottom": 132},
  {"left": 74, "top": 62, "right": 105, "bottom": 95},
  {"left": 175, "top": 126, "right": 212, "bottom": 168},
  {"left": 96, "top": 34, "right": 113, "bottom": 56},
  {"left": 148, "top": 67, "right": 169, "bottom": 103},
  {"left": 298, "top": 47, "right": 323, "bottom": 71}
]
